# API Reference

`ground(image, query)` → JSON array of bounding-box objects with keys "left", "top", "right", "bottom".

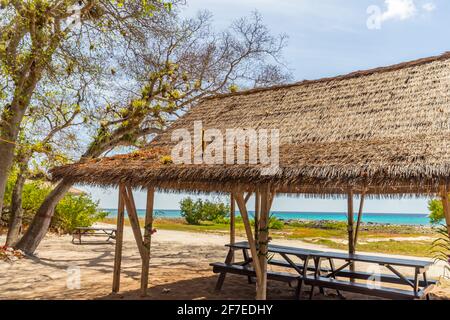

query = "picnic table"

[
  {"left": 211, "top": 241, "right": 435, "bottom": 300},
  {"left": 72, "top": 227, "right": 117, "bottom": 244}
]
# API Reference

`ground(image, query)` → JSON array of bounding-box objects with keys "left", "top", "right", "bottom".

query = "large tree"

[
  {"left": 0, "top": 0, "right": 171, "bottom": 227},
  {"left": 15, "top": 10, "right": 290, "bottom": 254},
  {"left": 5, "top": 84, "right": 85, "bottom": 246}
]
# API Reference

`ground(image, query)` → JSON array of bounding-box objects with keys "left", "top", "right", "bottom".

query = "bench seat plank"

[
  {"left": 211, "top": 262, "right": 299, "bottom": 283},
  {"left": 303, "top": 275, "right": 427, "bottom": 300}
]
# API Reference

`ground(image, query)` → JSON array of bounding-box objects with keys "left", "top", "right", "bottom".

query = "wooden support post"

[
  {"left": 257, "top": 185, "right": 271, "bottom": 300},
  {"left": 233, "top": 192, "right": 262, "bottom": 282},
  {"left": 269, "top": 191, "right": 275, "bottom": 210},
  {"left": 440, "top": 185, "right": 450, "bottom": 236},
  {"left": 254, "top": 191, "right": 260, "bottom": 243},
  {"left": 353, "top": 192, "right": 366, "bottom": 249},
  {"left": 122, "top": 186, "right": 146, "bottom": 259},
  {"left": 140, "top": 187, "right": 155, "bottom": 296},
  {"left": 347, "top": 189, "right": 355, "bottom": 280},
  {"left": 230, "top": 193, "right": 236, "bottom": 263},
  {"left": 112, "top": 185, "right": 125, "bottom": 293},
  {"left": 244, "top": 192, "right": 252, "bottom": 204}
]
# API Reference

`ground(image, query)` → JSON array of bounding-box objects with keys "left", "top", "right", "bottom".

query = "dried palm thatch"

[{"left": 52, "top": 53, "right": 450, "bottom": 197}]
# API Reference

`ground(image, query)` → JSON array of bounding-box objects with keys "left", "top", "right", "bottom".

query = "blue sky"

[{"left": 81, "top": 0, "right": 449, "bottom": 213}]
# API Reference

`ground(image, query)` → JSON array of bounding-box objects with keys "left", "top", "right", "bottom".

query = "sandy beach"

[{"left": 0, "top": 224, "right": 449, "bottom": 300}]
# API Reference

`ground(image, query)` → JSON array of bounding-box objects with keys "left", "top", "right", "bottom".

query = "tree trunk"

[
  {"left": 0, "top": 87, "right": 37, "bottom": 216},
  {"left": 5, "top": 169, "right": 27, "bottom": 247},
  {"left": 0, "top": 141, "right": 17, "bottom": 216},
  {"left": 14, "top": 136, "right": 117, "bottom": 254},
  {"left": 15, "top": 179, "right": 73, "bottom": 254}
]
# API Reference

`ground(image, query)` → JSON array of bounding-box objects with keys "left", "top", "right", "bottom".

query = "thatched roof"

[{"left": 52, "top": 53, "right": 450, "bottom": 196}]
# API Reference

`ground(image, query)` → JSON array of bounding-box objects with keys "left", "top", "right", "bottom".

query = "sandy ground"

[{"left": 0, "top": 224, "right": 449, "bottom": 300}]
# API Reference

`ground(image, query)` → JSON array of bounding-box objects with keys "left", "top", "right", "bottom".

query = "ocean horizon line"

[
  {"left": 102, "top": 208, "right": 431, "bottom": 225},
  {"left": 101, "top": 208, "right": 428, "bottom": 216}
]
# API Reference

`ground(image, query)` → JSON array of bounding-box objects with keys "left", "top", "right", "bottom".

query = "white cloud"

[
  {"left": 380, "top": 0, "right": 418, "bottom": 22},
  {"left": 422, "top": 2, "right": 436, "bottom": 12}
]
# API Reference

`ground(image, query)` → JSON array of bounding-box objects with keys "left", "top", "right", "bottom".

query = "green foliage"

[
  {"left": 428, "top": 198, "right": 445, "bottom": 224},
  {"left": 229, "top": 84, "right": 239, "bottom": 93},
  {"left": 22, "top": 182, "right": 51, "bottom": 214},
  {"left": 3, "top": 169, "right": 16, "bottom": 205},
  {"left": 180, "top": 197, "right": 229, "bottom": 225},
  {"left": 288, "top": 220, "right": 347, "bottom": 230},
  {"left": 268, "top": 215, "right": 284, "bottom": 230},
  {"left": 54, "top": 194, "right": 108, "bottom": 233},
  {"left": 431, "top": 225, "right": 450, "bottom": 274},
  {"left": 3, "top": 176, "right": 106, "bottom": 233},
  {"left": 321, "top": 221, "right": 348, "bottom": 230},
  {"left": 180, "top": 198, "right": 202, "bottom": 225}
]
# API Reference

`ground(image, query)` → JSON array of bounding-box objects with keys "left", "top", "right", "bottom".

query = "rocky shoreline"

[{"left": 282, "top": 219, "right": 434, "bottom": 233}]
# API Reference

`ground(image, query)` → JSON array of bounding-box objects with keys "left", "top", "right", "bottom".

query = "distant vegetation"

[
  {"left": 180, "top": 197, "right": 285, "bottom": 230},
  {"left": 428, "top": 198, "right": 446, "bottom": 224},
  {"left": 180, "top": 198, "right": 230, "bottom": 225},
  {"left": 2, "top": 177, "right": 106, "bottom": 234}
]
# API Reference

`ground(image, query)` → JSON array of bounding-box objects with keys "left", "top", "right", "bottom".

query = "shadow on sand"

[{"left": 95, "top": 274, "right": 323, "bottom": 300}]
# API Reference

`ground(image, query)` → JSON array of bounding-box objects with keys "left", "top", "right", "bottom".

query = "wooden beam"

[
  {"left": 269, "top": 191, "right": 275, "bottom": 210},
  {"left": 140, "top": 187, "right": 155, "bottom": 296},
  {"left": 347, "top": 189, "right": 355, "bottom": 281},
  {"left": 244, "top": 192, "right": 252, "bottom": 204},
  {"left": 233, "top": 192, "right": 262, "bottom": 282},
  {"left": 112, "top": 185, "right": 125, "bottom": 293},
  {"left": 347, "top": 189, "right": 355, "bottom": 254},
  {"left": 254, "top": 191, "right": 260, "bottom": 243},
  {"left": 257, "top": 185, "right": 271, "bottom": 300},
  {"left": 353, "top": 192, "right": 366, "bottom": 249},
  {"left": 440, "top": 185, "right": 450, "bottom": 235},
  {"left": 230, "top": 193, "right": 236, "bottom": 263},
  {"left": 122, "top": 186, "right": 146, "bottom": 259}
]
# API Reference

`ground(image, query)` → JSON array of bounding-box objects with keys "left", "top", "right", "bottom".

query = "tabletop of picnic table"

[
  {"left": 227, "top": 241, "right": 432, "bottom": 269},
  {"left": 74, "top": 227, "right": 116, "bottom": 231}
]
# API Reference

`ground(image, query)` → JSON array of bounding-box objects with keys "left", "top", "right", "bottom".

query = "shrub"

[
  {"left": 180, "top": 197, "right": 230, "bottom": 225},
  {"left": 2, "top": 176, "right": 106, "bottom": 233},
  {"left": 431, "top": 225, "right": 450, "bottom": 276},
  {"left": 180, "top": 198, "right": 203, "bottom": 225},
  {"left": 235, "top": 213, "right": 283, "bottom": 229},
  {"left": 428, "top": 199, "right": 445, "bottom": 225},
  {"left": 268, "top": 215, "right": 284, "bottom": 230},
  {"left": 321, "top": 221, "right": 347, "bottom": 230},
  {"left": 54, "top": 194, "right": 108, "bottom": 233},
  {"left": 202, "top": 200, "right": 229, "bottom": 223}
]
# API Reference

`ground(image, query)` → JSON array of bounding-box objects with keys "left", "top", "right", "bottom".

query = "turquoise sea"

[{"left": 103, "top": 209, "right": 430, "bottom": 226}]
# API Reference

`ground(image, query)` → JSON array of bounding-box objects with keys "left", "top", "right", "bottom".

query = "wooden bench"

[
  {"left": 217, "top": 242, "right": 435, "bottom": 300},
  {"left": 268, "top": 259, "right": 435, "bottom": 288},
  {"left": 303, "top": 275, "right": 433, "bottom": 300},
  {"left": 72, "top": 227, "right": 116, "bottom": 244},
  {"left": 300, "top": 254, "right": 434, "bottom": 300},
  {"left": 211, "top": 262, "right": 302, "bottom": 298}
]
